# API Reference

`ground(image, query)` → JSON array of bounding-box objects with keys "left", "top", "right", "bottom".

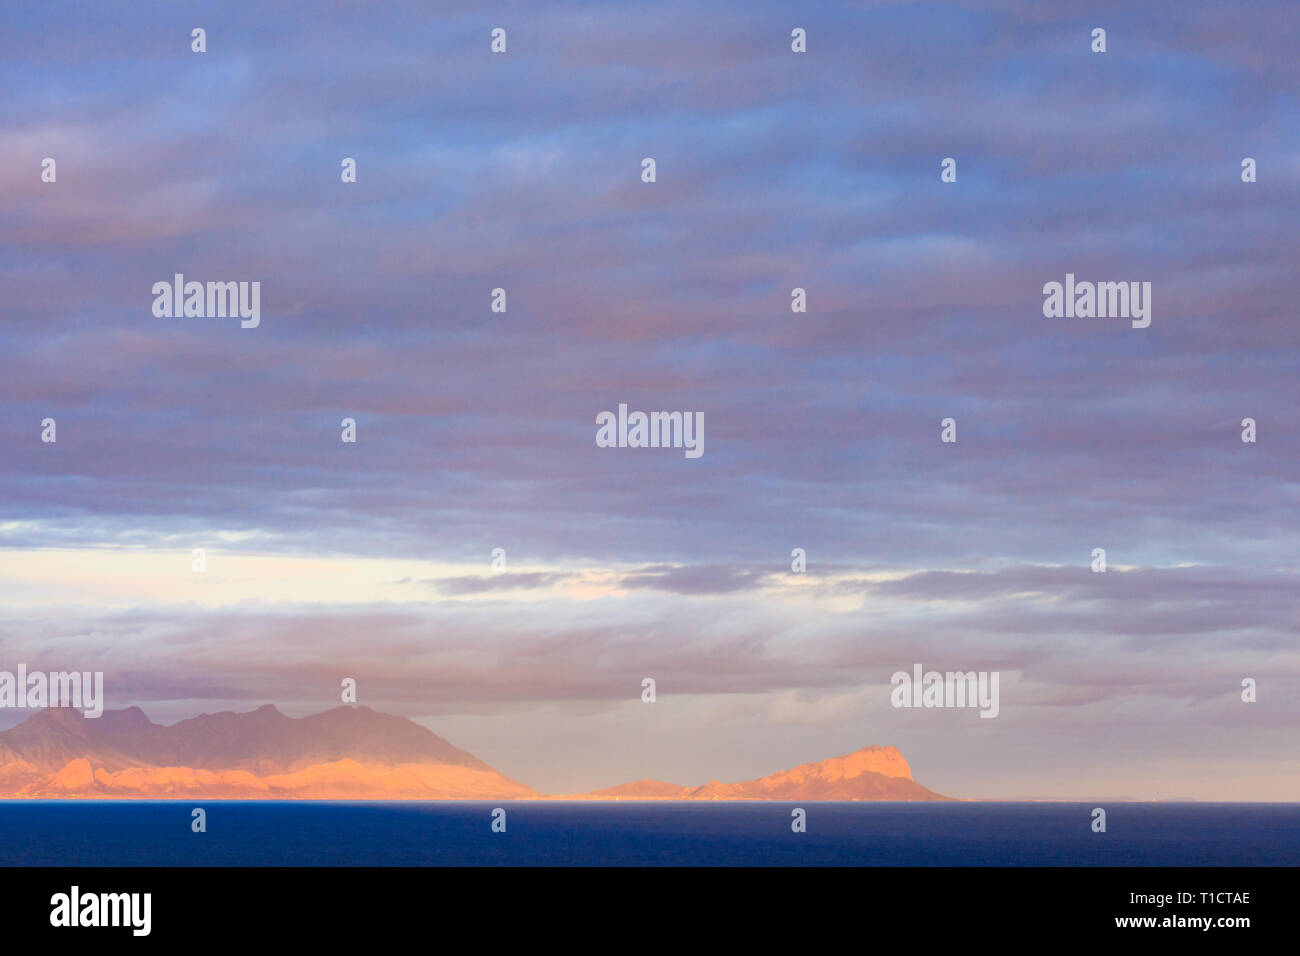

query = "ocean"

[{"left": 2, "top": 801, "right": 1297, "bottom": 866}]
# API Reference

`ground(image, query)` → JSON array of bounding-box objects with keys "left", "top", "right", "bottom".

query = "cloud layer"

[{"left": 1, "top": 1, "right": 1297, "bottom": 797}]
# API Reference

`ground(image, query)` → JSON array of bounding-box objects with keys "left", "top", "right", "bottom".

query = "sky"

[{"left": 1, "top": 0, "right": 1298, "bottom": 799}]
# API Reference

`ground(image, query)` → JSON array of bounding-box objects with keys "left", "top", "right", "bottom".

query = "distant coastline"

[{"left": 0, "top": 704, "right": 948, "bottom": 801}]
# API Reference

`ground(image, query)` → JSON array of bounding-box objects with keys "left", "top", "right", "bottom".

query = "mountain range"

[
  {"left": 0, "top": 705, "right": 949, "bottom": 800},
  {"left": 579, "top": 745, "right": 946, "bottom": 800}
]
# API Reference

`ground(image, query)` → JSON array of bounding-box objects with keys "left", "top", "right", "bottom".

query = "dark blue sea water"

[{"left": 1, "top": 802, "right": 1296, "bottom": 866}]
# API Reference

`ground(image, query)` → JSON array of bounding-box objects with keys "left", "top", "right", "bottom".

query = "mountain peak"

[
  {"left": 98, "top": 706, "right": 153, "bottom": 732},
  {"left": 0, "top": 702, "right": 494, "bottom": 776},
  {"left": 15, "top": 706, "right": 89, "bottom": 734},
  {"left": 0, "top": 703, "right": 536, "bottom": 799},
  {"left": 0, "top": 705, "right": 949, "bottom": 801},
  {"left": 835, "top": 745, "right": 911, "bottom": 780},
  {"left": 579, "top": 745, "right": 947, "bottom": 801}
]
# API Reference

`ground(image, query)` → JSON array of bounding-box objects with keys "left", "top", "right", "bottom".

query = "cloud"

[
  {"left": 616, "top": 564, "right": 772, "bottom": 594},
  {"left": 428, "top": 572, "right": 577, "bottom": 594},
  {"left": 3, "top": 0, "right": 1298, "bottom": 797}
]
